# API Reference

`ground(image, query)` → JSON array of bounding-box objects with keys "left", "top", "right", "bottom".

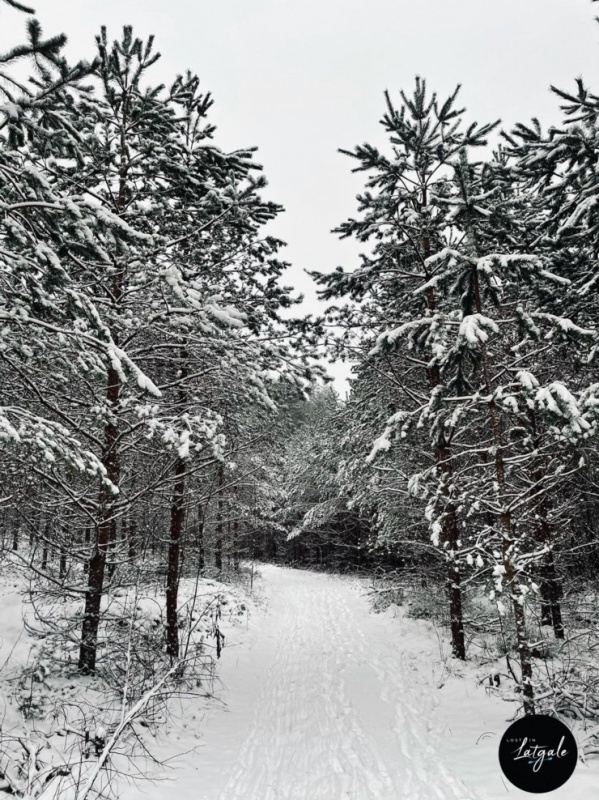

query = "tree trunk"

[
  {"left": 499, "top": 502, "right": 535, "bottom": 715},
  {"left": 527, "top": 415, "right": 565, "bottom": 641},
  {"left": 227, "top": 518, "right": 232, "bottom": 567},
  {"left": 107, "top": 518, "right": 118, "bottom": 580},
  {"left": 534, "top": 521, "right": 564, "bottom": 639},
  {"left": 166, "top": 458, "right": 186, "bottom": 660},
  {"left": 40, "top": 519, "right": 50, "bottom": 571},
  {"left": 78, "top": 365, "right": 120, "bottom": 674},
  {"left": 471, "top": 265, "right": 535, "bottom": 714},
  {"left": 78, "top": 87, "right": 130, "bottom": 674},
  {"left": 436, "top": 443, "right": 466, "bottom": 661},
  {"left": 233, "top": 511, "right": 240, "bottom": 572},
  {"left": 59, "top": 547, "right": 67, "bottom": 580},
  {"left": 128, "top": 519, "right": 137, "bottom": 560},
  {"left": 196, "top": 505, "right": 205, "bottom": 571},
  {"left": 425, "top": 280, "right": 466, "bottom": 661},
  {"left": 78, "top": 522, "right": 111, "bottom": 674},
  {"left": 41, "top": 545, "right": 49, "bottom": 572},
  {"left": 215, "top": 466, "right": 224, "bottom": 572}
]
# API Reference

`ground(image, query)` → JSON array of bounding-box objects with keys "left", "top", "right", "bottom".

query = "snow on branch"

[{"left": 457, "top": 314, "right": 499, "bottom": 348}]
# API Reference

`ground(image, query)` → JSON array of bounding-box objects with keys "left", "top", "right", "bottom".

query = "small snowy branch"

[{"left": 77, "top": 660, "right": 186, "bottom": 800}]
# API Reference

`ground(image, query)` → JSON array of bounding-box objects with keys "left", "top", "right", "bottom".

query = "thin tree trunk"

[
  {"left": 165, "top": 343, "right": 190, "bottom": 659},
  {"left": 436, "top": 441, "right": 466, "bottom": 660},
  {"left": 425, "top": 274, "right": 466, "bottom": 661},
  {"left": 40, "top": 519, "right": 51, "bottom": 571},
  {"left": 78, "top": 113, "right": 129, "bottom": 673},
  {"left": 41, "top": 544, "right": 49, "bottom": 572},
  {"left": 215, "top": 466, "right": 224, "bottom": 572},
  {"left": 233, "top": 516, "right": 240, "bottom": 571},
  {"left": 78, "top": 366, "right": 120, "bottom": 674},
  {"left": 166, "top": 458, "right": 186, "bottom": 660},
  {"left": 458, "top": 165, "right": 535, "bottom": 711},
  {"left": 527, "top": 412, "right": 565, "bottom": 640},
  {"left": 471, "top": 264, "right": 535, "bottom": 714},
  {"left": 107, "top": 518, "right": 118, "bottom": 580},
  {"left": 197, "top": 504, "right": 205, "bottom": 571},
  {"left": 128, "top": 519, "right": 137, "bottom": 560},
  {"left": 534, "top": 514, "right": 564, "bottom": 639},
  {"left": 227, "top": 518, "right": 232, "bottom": 567},
  {"left": 59, "top": 544, "right": 67, "bottom": 580}
]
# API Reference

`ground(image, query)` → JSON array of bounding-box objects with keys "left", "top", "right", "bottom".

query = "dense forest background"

[{"left": 3, "top": 4, "right": 599, "bottom": 792}]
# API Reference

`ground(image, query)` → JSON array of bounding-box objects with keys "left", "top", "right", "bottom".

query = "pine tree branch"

[{"left": 1, "top": 0, "right": 35, "bottom": 14}]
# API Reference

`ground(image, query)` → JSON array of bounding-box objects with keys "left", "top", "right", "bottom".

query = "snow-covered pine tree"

[
  {"left": 454, "top": 146, "right": 569, "bottom": 639},
  {"left": 276, "top": 388, "right": 367, "bottom": 569},
  {"left": 504, "top": 76, "right": 599, "bottom": 585},
  {"left": 155, "top": 74, "right": 320, "bottom": 657},
  {"left": 336, "top": 358, "right": 434, "bottom": 573},
  {"left": 1, "top": 18, "right": 319, "bottom": 674},
  {"left": 315, "top": 79, "right": 497, "bottom": 659},
  {"left": 389, "top": 148, "right": 599, "bottom": 713},
  {"left": 0, "top": 19, "right": 139, "bottom": 509},
  {"left": 37, "top": 27, "right": 320, "bottom": 667}
]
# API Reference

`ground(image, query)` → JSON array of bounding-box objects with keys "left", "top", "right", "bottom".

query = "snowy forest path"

[{"left": 148, "top": 566, "right": 481, "bottom": 800}]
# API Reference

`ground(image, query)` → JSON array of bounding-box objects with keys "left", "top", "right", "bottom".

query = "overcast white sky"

[{"left": 2, "top": 0, "right": 599, "bottom": 390}]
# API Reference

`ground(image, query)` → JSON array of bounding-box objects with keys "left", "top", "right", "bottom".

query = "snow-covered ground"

[
  {"left": 1, "top": 565, "right": 597, "bottom": 799},
  {"left": 119, "top": 565, "right": 599, "bottom": 800}
]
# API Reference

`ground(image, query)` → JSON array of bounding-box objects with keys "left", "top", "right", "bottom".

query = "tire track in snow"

[
  {"left": 331, "top": 577, "right": 478, "bottom": 799},
  {"left": 220, "top": 575, "right": 392, "bottom": 798},
  {"left": 213, "top": 568, "right": 479, "bottom": 800}
]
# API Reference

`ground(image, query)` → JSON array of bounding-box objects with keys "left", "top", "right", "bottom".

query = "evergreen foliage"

[{"left": 2, "top": 0, "right": 599, "bottom": 730}]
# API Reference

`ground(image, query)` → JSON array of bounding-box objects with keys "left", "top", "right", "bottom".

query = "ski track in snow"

[{"left": 149, "top": 566, "right": 480, "bottom": 800}]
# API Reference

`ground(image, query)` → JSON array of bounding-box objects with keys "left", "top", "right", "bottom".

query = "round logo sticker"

[{"left": 498, "top": 714, "right": 577, "bottom": 793}]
